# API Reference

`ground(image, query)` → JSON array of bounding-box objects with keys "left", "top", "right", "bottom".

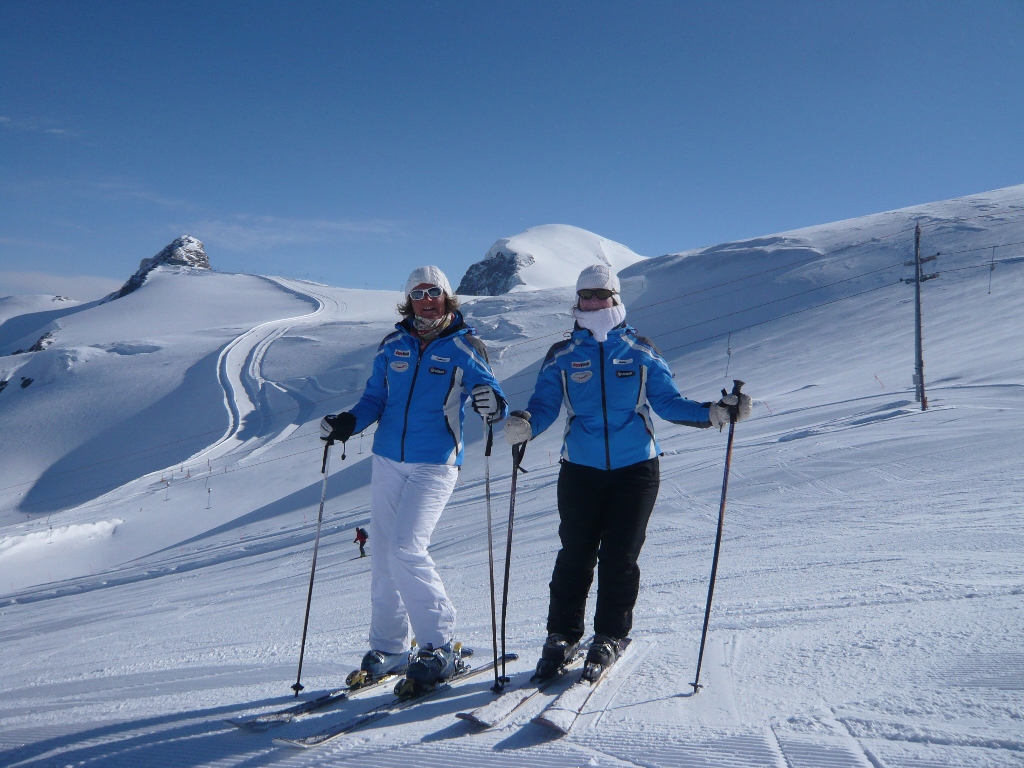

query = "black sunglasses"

[
  {"left": 577, "top": 288, "right": 616, "bottom": 300},
  {"left": 410, "top": 286, "right": 445, "bottom": 300}
]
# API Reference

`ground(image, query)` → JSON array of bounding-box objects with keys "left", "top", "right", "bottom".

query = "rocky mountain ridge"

[{"left": 103, "top": 235, "right": 209, "bottom": 302}]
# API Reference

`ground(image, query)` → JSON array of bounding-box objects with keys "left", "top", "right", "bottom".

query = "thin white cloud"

[
  {"left": 0, "top": 115, "right": 78, "bottom": 138},
  {"left": 0, "top": 236, "right": 65, "bottom": 250},
  {"left": 0, "top": 271, "right": 122, "bottom": 302},
  {"left": 90, "top": 179, "right": 193, "bottom": 210},
  {"left": 190, "top": 214, "right": 402, "bottom": 251}
]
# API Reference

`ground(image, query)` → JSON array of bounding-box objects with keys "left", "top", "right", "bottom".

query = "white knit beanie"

[
  {"left": 575, "top": 264, "right": 620, "bottom": 294},
  {"left": 404, "top": 266, "right": 452, "bottom": 297}
]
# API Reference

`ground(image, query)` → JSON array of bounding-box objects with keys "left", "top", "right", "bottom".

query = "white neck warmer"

[{"left": 572, "top": 303, "right": 626, "bottom": 343}]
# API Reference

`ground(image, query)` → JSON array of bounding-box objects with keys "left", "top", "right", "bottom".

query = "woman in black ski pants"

[{"left": 503, "top": 264, "right": 751, "bottom": 679}]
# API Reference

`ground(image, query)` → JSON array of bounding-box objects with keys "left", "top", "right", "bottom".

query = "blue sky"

[{"left": 2, "top": 1, "right": 1023, "bottom": 298}]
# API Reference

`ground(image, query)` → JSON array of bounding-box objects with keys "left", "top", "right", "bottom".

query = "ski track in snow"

[
  {"left": 194, "top": 276, "right": 344, "bottom": 464},
  {"left": 2, "top": 188, "right": 1024, "bottom": 767}
]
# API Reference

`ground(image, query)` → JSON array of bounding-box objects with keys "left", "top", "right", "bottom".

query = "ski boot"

[
  {"left": 395, "top": 641, "right": 464, "bottom": 697},
  {"left": 581, "top": 634, "right": 626, "bottom": 683},
  {"left": 532, "top": 633, "right": 581, "bottom": 681},
  {"left": 346, "top": 648, "right": 413, "bottom": 688}
]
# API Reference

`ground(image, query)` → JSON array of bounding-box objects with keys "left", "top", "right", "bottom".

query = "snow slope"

[
  {"left": 0, "top": 267, "right": 320, "bottom": 526},
  {"left": 0, "top": 295, "right": 79, "bottom": 327},
  {"left": 457, "top": 223, "right": 646, "bottom": 294},
  {"left": 0, "top": 185, "right": 1022, "bottom": 768}
]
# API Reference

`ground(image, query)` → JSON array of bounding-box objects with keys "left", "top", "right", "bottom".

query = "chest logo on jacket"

[
  {"left": 570, "top": 370, "right": 593, "bottom": 383},
  {"left": 394, "top": 349, "right": 411, "bottom": 357},
  {"left": 613, "top": 358, "right": 633, "bottom": 365},
  {"left": 428, "top": 366, "right": 448, "bottom": 375},
  {"left": 390, "top": 361, "right": 410, "bottom": 372},
  {"left": 430, "top": 355, "right": 450, "bottom": 362},
  {"left": 616, "top": 369, "right": 636, "bottom": 378},
  {"left": 571, "top": 360, "right": 591, "bottom": 369}
]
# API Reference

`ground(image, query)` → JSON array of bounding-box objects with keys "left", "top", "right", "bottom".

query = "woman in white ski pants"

[
  {"left": 368, "top": 456, "right": 457, "bottom": 652},
  {"left": 321, "top": 265, "right": 506, "bottom": 683}
]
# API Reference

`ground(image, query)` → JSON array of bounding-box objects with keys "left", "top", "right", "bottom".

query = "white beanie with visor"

[{"left": 404, "top": 266, "right": 452, "bottom": 298}]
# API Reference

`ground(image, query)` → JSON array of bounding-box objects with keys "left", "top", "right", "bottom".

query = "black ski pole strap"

[
  {"left": 729, "top": 379, "right": 745, "bottom": 424},
  {"left": 512, "top": 442, "right": 527, "bottom": 469},
  {"left": 321, "top": 440, "right": 334, "bottom": 473},
  {"left": 485, "top": 422, "right": 494, "bottom": 457}
]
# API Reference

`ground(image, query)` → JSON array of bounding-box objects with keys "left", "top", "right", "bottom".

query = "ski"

[
  {"left": 455, "top": 647, "right": 587, "bottom": 729},
  {"left": 532, "top": 638, "right": 634, "bottom": 735},
  {"left": 274, "top": 652, "right": 519, "bottom": 748},
  {"left": 225, "top": 673, "right": 398, "bottom": 731}
]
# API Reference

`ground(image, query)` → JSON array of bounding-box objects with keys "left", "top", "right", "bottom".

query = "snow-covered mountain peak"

[
  {"left": 457, "top": 223, "right": 645, "bottom": 295},
  {"left": 103, "top": 235, "right": 210, "bottom": 302}
]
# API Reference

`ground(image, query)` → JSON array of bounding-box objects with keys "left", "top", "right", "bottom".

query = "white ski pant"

[{"left": 368, "top": 454, "right": 459, "bottom": 653}]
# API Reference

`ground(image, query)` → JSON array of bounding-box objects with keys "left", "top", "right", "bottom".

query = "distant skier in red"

[{"left": 353, "top": 527, "right": 368, "bottom": 558}]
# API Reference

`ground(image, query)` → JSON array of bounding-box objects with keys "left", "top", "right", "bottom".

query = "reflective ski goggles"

[
  {"left": 409, "top": 286, "right": 445, "bottom": 300},
  {"left": 576, "top": 288, "right": 617, "bottom": 300}
]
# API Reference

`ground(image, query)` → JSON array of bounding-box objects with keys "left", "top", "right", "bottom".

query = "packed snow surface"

[{"left": 1, "top": 186, "right": 1023, "bottom": 767}]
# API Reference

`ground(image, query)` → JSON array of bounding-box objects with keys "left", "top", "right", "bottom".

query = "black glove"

[{"left": 320, "top": 412, "right": 357, "bottom": 443}]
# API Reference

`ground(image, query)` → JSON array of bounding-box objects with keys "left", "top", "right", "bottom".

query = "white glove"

[
  {"left": 471, "top": 384, "right": 501, "bottom": 419},
  {"left": 503, "top": 410, "right": 533, "bottom": 444},
  {"left": 708, "top": 393, "right": 752, "bottom": 429}
]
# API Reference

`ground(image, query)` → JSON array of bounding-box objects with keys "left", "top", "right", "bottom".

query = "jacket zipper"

[
  {"left": 400, "top": 345, "right": 425, "bottom": 462},
  {"left": 599, "top": 341, "right": 611, "bottom": 470}
]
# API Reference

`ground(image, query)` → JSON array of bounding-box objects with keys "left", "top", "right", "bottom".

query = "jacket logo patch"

[
  {"left": 394, "top": 349, "right": 411, "bottom": 357},
  {"left": 613, "top": 358, "right": 633, "bottom": 365},
  {"left": 430, "top": 355, "right": 450, "bottom": 362},
  {"left": 571, "top": 360, "right": 591, "bottom": 369},
  {"left": 390, "top": 361, "right": 410, "bottom": 372},
  {"left": 570, "top": 371, "right": 593, "bottom": 383},
  {"left": 616, "top": 369, "right": 636, "bottom": 378},
  {"left": 428, "top": 366, "right": 448, "bottom": 375}
]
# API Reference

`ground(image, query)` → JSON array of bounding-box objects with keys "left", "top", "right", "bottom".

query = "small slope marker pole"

[
  {"left": 691, "top": 380, "right": 744, "bottom": 694},
  {"left": 291, "top": 437, "right": 345, "bottom": 697},
  {"left": 988, "top": 245, "right": 996, "bottom": 295}
]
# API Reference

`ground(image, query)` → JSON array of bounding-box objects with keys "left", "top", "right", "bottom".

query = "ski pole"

[
  {"left": 498, "top": 441, "right": 527, "bottom": 685},
  {"left": 292, "top": 436, "right": 346, "bottom": 697},
  {"left": 482, "top": 419, "right": 502, "bottom": 693},
  {"left": 691, "top": 379, "right": 744, "bottom": 694}
]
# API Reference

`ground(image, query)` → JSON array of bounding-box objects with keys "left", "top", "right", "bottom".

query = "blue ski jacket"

[
  {"left": 349, "top": 312, "right": 508, "bottom": 466},
  {"left": 526, "top": 323, "right": 711, "bottom": 470}
]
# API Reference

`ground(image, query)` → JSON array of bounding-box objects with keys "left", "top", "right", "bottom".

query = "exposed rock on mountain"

[
  {"left": 458, "top": 251, "right": 536, "bottom": 295},
  {"left": 457, "top": 224, "right": 645, "bottom": 295},
  {"left": 104, "top": 236, "right": 209, "bottom": 302}
]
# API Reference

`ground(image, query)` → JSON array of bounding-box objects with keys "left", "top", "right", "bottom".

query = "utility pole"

[{"left": 903, "top": 224, "right": 939, "bottom": 410}]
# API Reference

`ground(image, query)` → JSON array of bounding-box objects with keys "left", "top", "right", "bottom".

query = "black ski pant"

[{"left": 546, "top": 457, "right": 660, "bottom": 642}]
